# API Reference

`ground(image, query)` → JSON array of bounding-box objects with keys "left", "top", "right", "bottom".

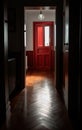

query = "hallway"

[{"left": 1, "top": 71, "right": 72, "bottom": 130}]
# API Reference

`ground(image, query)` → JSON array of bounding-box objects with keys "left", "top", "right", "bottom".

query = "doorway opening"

[{"left": 24, "top": 6, "right": 56, "bottom": 87}]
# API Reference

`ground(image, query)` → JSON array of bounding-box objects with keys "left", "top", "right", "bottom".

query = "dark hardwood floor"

[{"left": 1, "top": 71, "right": 73, "bottom": 130}]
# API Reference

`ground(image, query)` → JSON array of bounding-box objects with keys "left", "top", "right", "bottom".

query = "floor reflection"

[
  {"left": 1, "top": 71, "right": 72, "bottom": 130},
  {"left": 35, "top": 84, "right": 51, "bottom": 115}
]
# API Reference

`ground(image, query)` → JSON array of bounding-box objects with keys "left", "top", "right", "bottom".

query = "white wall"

[
  {"left": 65, "top": 6, "right": 69, "bottom": 44},
  {"left": 25, "top": 10, "right": 56, "bottom": 51}
]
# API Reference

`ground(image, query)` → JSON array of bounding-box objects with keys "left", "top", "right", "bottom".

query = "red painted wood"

[
  {"left": 37, "top": 26, "right": 43, "bottom": 47},
  {"left": 51, "top": 50, "right": 55, "bottom": 71},
  {"left": 33, "top": 22, "right": 54, "bottom": 71}
]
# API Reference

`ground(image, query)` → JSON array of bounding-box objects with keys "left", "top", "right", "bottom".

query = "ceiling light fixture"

[{"left": 38, "top": 10, "right": 44, "bottom": 20}]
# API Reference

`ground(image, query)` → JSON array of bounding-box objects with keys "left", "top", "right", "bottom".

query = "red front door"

[{"left": 34, "top": 22, "right": 54, "bottom": 71}]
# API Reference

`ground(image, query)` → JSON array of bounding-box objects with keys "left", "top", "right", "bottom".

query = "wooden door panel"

[
  {"left": 34, "top": 22, "right": 54, "bottom": 71},
  {"left": 37, "top": 48, "right": 50, "bottom": 54},
  {"left": 44, "top": 55, "right": 50, "bottom": 66},
  {"left": 37, "top": 55, "right": 43, "bottom": 67}
]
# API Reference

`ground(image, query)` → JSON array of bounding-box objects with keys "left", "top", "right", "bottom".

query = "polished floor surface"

[{"left": 1, "top": 71, "right": 72, "bottom": 130}]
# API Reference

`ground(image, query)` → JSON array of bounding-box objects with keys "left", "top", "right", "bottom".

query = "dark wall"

[
  {"left": 0, "top": 5, "right": 6, "bottom": 127},
  {"left": 24, "top": 0, "right": 57, "bottom": 6},
  {"left": 0, "top": 1, "right": 25, "bottom": 127},
  {"left": 8, "top": 5, "right": 25, "bottom": 93},
  {"left": 0, "top": 1, "right": 8, "bottom": 127},
  {"left": 68, "top": 0, "right": 81, "bottom": 129},
  {"left": 56, "top": 0, "right": 63, "bottom": 99},
  {"left": 79, "top": 2, "right": 81, "bottom": 127}
]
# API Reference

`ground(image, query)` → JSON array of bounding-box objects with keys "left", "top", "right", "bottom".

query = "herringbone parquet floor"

[{"left": 1, "top": 71, "right": 72, "bottom": 130}]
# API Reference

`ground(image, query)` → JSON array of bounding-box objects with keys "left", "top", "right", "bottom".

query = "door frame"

[{"left": 24, "top": 2, "right": 63, "bottom": 88}]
